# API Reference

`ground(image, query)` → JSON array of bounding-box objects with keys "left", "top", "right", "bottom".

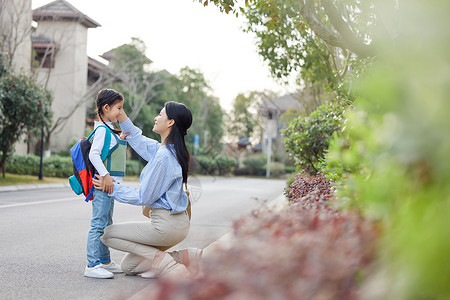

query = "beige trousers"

[{"left": 100, "top": 208, "right": 190, "bottom": 275}]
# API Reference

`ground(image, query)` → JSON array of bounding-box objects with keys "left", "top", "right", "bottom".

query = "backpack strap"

[
  {"left": 85, "top": 185, "right": 95, "bottom": 202},
  {"left": 87, "top": 125, "right": 111, "bottom": 161}
]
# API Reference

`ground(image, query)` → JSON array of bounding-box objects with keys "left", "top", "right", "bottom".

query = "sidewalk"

[{"left": 128, "top": 193, "right": 288, "bottom": 300}]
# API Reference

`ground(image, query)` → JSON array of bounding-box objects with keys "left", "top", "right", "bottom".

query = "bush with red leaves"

[{"left": 149, "top": 174, "right": 378, "bottom": 300}]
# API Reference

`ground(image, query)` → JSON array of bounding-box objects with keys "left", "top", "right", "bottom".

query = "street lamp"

[{"left": 38, "top": 126, "right": 44, "bottom": 180}]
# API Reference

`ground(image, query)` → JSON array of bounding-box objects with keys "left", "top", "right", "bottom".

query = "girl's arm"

[
  {"left": 89, "top": 127, "right": 113, "bottom": 193},
  {"left": 119, "top": 118, "right": 159, "bottom": 162}
]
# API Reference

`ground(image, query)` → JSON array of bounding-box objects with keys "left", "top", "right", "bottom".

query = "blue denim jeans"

[{"left": 86, "top": 189, "right": 114, "bottom": 267}]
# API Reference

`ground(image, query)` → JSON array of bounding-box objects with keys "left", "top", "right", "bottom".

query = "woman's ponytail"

[{"left": 164, "top": 101, "right": 193, "bottom": 183}]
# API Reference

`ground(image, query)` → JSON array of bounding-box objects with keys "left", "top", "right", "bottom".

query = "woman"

[{"left": 92, "top": 101, "right": 202, "bottom": 278}]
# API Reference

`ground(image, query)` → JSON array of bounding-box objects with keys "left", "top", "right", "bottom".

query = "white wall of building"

[{"left": 34, "top": 20, "right": 88, "bottom": 152}]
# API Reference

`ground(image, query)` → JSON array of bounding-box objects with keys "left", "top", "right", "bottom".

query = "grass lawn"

[{"left": 0, "top": 173, "right": 68, "bottom": 186}]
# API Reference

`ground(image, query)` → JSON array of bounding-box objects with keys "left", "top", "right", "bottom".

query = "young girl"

[
  {"left": 84, "top": 88, "right": 127, "bottom": 279},
  {"left": 92, "top": 101, "right": 203, "bottom": 278}
]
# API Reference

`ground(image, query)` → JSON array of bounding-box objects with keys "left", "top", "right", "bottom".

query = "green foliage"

[
  {"left": 5, "top": 154, "right": 142, "bottom": 178},
  {"left": 227, "top": 92, "right": 262, "bottom": 142},
  {"left": 283, "top": 103, "right": 345, "bottom": 175},
  {"left": 6, "top": 155, "right": 72, "bottom": 177},
  {"left": 322, "top": 1, "right": 450, "bottom": 297},
  {"left": 267, "top": 161, "right": 285, "bottom": 178},
  {"left": 0, "top": 55, "right": 52, "bottom": 176},
  {"left": 215, "top": 154, "right": 238, "bottom": 175},
  {"left": 193, "top": 154, "right": 237, "bottom": 176},
  {"left": 149, "top": 66, "right": 225, "bottom": 154},
  {"left": 125, "top": 159, "right": 141, "bottom": 177},
  {"left": 243, "top": 154, "right": 266, "bottom": 175},
  {"left": 195, "top": 155, "right": 217, "bottom": 175}
]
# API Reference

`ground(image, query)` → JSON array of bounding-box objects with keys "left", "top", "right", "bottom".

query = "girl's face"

[
  {"left": 153, "top": 107, "right": 173, "bottom": 135},
  {"left": 101, "top": 100, "right": 123, "bottom": 122}
]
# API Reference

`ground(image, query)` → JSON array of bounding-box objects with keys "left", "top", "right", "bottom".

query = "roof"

[
  {"left": 32, "top": 32, "right": 52, "bottom": 44},
  {"left": 32, "top": 32, "right": 59, "bottom": 52},
  {"left": 259, "top": 93, "right": 302, "bottom": 114},
  {"left": 101, "top": 46, "right": 153, "bottom": 64},
  {"left": 88, "top": 56, "right": 108, "bottom": 73},
  {"left": 33, "top": 0, "right": 101, "bottom": 28},
  {"left": 88, "top": 56, "right": 121, "bottom": 82}
]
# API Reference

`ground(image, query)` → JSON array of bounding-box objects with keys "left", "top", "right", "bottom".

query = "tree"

[
  {"left": 197, "top": 0, "right": 396, "bottom": 58},
  {"left": 0, "top": 53, "right": 52, "bottom": 177},
  {"left": 38, "top": 37, "right": 155, "bottom": 152},
  {"left": 197, "top": 0, "right": 396, "bottom": 103},
  {"left": 173, "top": 67, "right": 225, "bottom": 154},
  {"left": 109, "top": 38, "right": 163, "bottom": 121},
  {"left": 0, "top": 0, "right": 33, "bottom": 71},
  {"left": 227, "top": 92, "right": 262, "bottom": 143}
]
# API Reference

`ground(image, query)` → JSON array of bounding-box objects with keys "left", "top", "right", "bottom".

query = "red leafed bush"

[
  {"left": 150, "top": 175, "right": 378, "bottom": 300},
  {"left": 285, "top": 173, "right": 335, "bottom": 204}
]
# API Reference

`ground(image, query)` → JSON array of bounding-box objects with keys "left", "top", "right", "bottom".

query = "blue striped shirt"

[{"left": 110, "top": 118, "right": 189, "bottom": 214}]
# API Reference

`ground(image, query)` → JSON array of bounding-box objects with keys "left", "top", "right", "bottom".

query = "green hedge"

[
  {"left": 282, "top": 103, "right": 345, "bottom": 175},
  {"left": 194, "top": 155, "right": 238, "bottom": 176},
  {"left": 6, "top": 155, "right": 73, "bottom": 177},
  {"left": 243, "top": 154, "right": 266, "bottom": 175},
  {"left": 6, "top": 154, "right": 141, "bottom": 178}
]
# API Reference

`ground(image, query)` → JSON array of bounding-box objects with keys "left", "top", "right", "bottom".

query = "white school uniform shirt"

[{"left": 88, "top": 121, "right": 123, "bottom": 184}]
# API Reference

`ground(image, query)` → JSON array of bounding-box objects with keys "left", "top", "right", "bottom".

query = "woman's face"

[{"left": 153, "top": 107, "right": 173, "bottom": 134}]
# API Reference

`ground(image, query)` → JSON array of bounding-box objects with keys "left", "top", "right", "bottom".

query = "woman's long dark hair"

[
  {"left": 96, "top": 88, "right": 123, "bottom": 135},
  {"left": 164, "top": 101, "right": 193, "bottom": 184}
]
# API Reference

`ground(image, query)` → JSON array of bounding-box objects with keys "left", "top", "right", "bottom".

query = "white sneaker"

[
  {"left": 100, "top": 261, "right": 123, "bottom": 274},
  {"left": 84, "top": 265, "right": 114, "bottom": 279}
]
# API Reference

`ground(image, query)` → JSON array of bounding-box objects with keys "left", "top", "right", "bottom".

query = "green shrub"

[
  {"left": 243, "top": 154, "right": 266, "bottom": 175},
  {"left": 284, "top": 165, "right": 296, "bottom": 174},
  {"left": 6, "top": 154, "right": 142, "bottom": 178},
  {"left": 282, "top": 103, "right": 345, "bottom": 175},
  {"left": 322, "top": 2, "right": 450, "bottom": 297},
  {"left": 195, "top": 155, "right": 217, "bottom": 175},
  {"left": 126, "top": 159, "right": 141, "bottom": 177},
  {"left": 215, "top": 154, "right": 238, "bottom": 175},
  {"left": 6, "top": 154, "right": 72, "bottom": 177},
  {"left": 267, "top": 162, "right": 285, "bottom": 178}
]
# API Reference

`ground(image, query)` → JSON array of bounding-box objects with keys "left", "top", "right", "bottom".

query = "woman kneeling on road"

[{"left": 92, "top": 101, "right": 202, "bottom": 278}]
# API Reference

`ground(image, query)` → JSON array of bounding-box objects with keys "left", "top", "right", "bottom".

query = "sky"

[{"left": 32, "top": 0, "right": 294, "bottom": 111}]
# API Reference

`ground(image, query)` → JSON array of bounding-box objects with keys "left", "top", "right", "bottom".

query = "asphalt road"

[{"left": 0, "top": 176, "right": 285, "bottom": 300}]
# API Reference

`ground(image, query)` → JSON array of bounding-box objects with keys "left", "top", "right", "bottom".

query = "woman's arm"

[
  {"left": 94, "top": 157, "right": 178, "bottom": 206},
  {"left": 119, "top": 117, "right": 159, "bottom": 162}
]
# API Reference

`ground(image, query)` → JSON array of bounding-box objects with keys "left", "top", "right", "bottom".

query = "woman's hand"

[
  {"left": 92, "top": 176, "right": 103, "bottom": 190},
  {"left": 120, "top": 132, "right": 130, "bottom": 140},
  {"left": 118, "top": 110, "right": 128, "bottom": 123},
  {"left": 102, "top": 174, "right": 115, "bottom": 194},
  {"left": 93, "top": 174, "right": 115, "bottom": 194}
]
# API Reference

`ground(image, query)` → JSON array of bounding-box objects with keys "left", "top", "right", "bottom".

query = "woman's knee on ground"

[{"left": 121, "top": 253, "right": 152, "bottom": 275}]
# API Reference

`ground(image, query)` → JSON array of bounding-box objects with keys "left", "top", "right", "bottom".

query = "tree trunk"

[{"left": 1, "top": 158, "right": 5, "bottom": 178}]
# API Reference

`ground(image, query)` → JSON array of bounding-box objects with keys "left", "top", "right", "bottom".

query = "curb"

[{"left": 128, "top": 194, "right": 288, "bottom": 300}]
